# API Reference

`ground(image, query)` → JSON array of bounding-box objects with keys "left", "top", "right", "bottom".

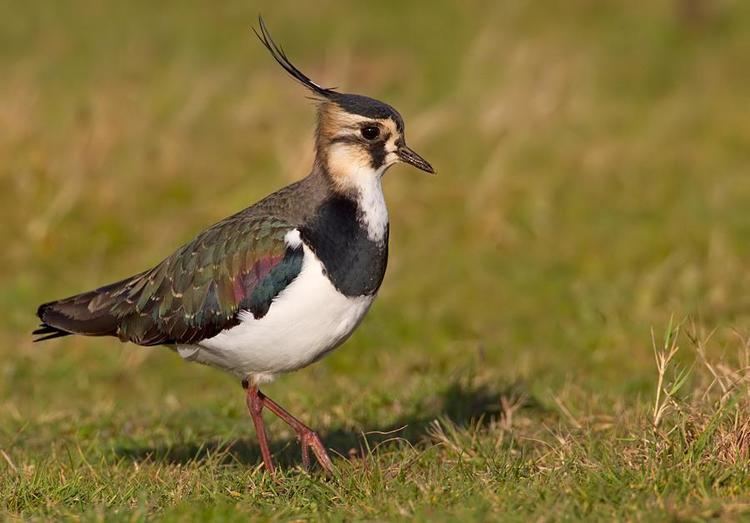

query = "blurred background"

[{"left": 1, "top": 0, "right": 750, "bottom": 458}]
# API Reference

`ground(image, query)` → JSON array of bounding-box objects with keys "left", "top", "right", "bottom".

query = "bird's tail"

[{"left": 33, "top": 277, "right": 137, "bottom": 342}]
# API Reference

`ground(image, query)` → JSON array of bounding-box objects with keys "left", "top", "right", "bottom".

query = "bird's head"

[{"left": 255, "top": 18, "right": 434, "bottom": 191}]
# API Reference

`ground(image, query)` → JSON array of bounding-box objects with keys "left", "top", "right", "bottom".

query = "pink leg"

[
  {"left": 244, "top": 382, "right": 276, "bottom": 475},
  {"left": 242, "top": 379, "right": 334, "bottom": 474},
  {"left": 257, "top": 389, "right": 334, "bottom": 474}
]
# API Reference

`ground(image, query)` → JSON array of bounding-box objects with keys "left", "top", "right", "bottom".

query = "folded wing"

[{"left": 34, "top": 216, "right": 303, "bottom": 346}]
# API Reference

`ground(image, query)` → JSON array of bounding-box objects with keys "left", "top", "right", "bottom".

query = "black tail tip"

[{"left": 32, "top": 323, "right": 71, "bottom": 343}]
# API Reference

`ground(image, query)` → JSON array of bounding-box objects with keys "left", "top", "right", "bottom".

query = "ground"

[{"left": 2, "top": 1, "right": 750, "bottom": 520}]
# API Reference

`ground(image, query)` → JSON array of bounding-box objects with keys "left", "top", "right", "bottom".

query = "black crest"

[
  {"left": 254, "top": 16, "right": 336, "bottom": 100},
  {"left": 254, "top": 16, "right": 404, "bottom": 130}
]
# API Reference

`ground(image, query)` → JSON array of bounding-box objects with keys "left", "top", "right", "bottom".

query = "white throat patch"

[
  {"left": 354, "top": 165, "right": 389, "bottom": 242},
  {"left": 327, "top": 143, "right": 389, "bottom": 242}
]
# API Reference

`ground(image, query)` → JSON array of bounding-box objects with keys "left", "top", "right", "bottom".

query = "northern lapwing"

[{"left": 33, "top": 17, "right": 434, "bottom": 474}]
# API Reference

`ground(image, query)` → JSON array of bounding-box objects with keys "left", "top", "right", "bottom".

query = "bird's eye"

[{"left": 361, "top": 126, "right": 380, "bottom": 141}]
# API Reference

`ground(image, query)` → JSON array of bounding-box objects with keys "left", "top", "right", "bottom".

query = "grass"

[{"left": 2, "top": 0, "right": 750, "bottom": 520}]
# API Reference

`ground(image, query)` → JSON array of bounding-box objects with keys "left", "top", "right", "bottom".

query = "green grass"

[{"left": 3, "top": 0, "right": 750, "bottom": 520}]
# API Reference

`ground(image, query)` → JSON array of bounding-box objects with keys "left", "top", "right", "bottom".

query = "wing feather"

[{"left": 35, "top": 216, "right": 304, "bottom": 346}]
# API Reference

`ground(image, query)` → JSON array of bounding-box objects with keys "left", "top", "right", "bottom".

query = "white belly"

[{"left": 176, "top": 241, "right": 374, "bottom": 381}]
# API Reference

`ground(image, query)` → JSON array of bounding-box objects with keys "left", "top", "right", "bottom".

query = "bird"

[{"left": 32, "top": 17, "right": 434, "bottom": 475}]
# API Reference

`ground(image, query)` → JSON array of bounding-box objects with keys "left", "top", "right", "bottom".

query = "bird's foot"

[
  {"left": 297, "top": 427, "right": 334, "bottom": 474},
  {"left": 243, "top": 380, "right": 333, "bottom": 475},
  {"left": 260, "top": 391, "right": 334, "bottom": 475}
]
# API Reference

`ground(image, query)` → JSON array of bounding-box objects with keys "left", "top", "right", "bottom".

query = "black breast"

[{"left": 300, "top": 196, "right": 389, "bottom": 297}]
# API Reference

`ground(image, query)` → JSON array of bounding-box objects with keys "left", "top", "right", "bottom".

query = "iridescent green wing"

[{"left": 107, "top": 215, "right": 303, "bottom": 345}]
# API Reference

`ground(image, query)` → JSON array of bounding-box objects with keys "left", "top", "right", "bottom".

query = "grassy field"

[{"left": 2, "top": 0, "right": 750, "bottom": 520}]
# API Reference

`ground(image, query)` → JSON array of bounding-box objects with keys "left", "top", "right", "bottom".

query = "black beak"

[{"left": 397, "top": 146, "right": 435, "bottom": 174}]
